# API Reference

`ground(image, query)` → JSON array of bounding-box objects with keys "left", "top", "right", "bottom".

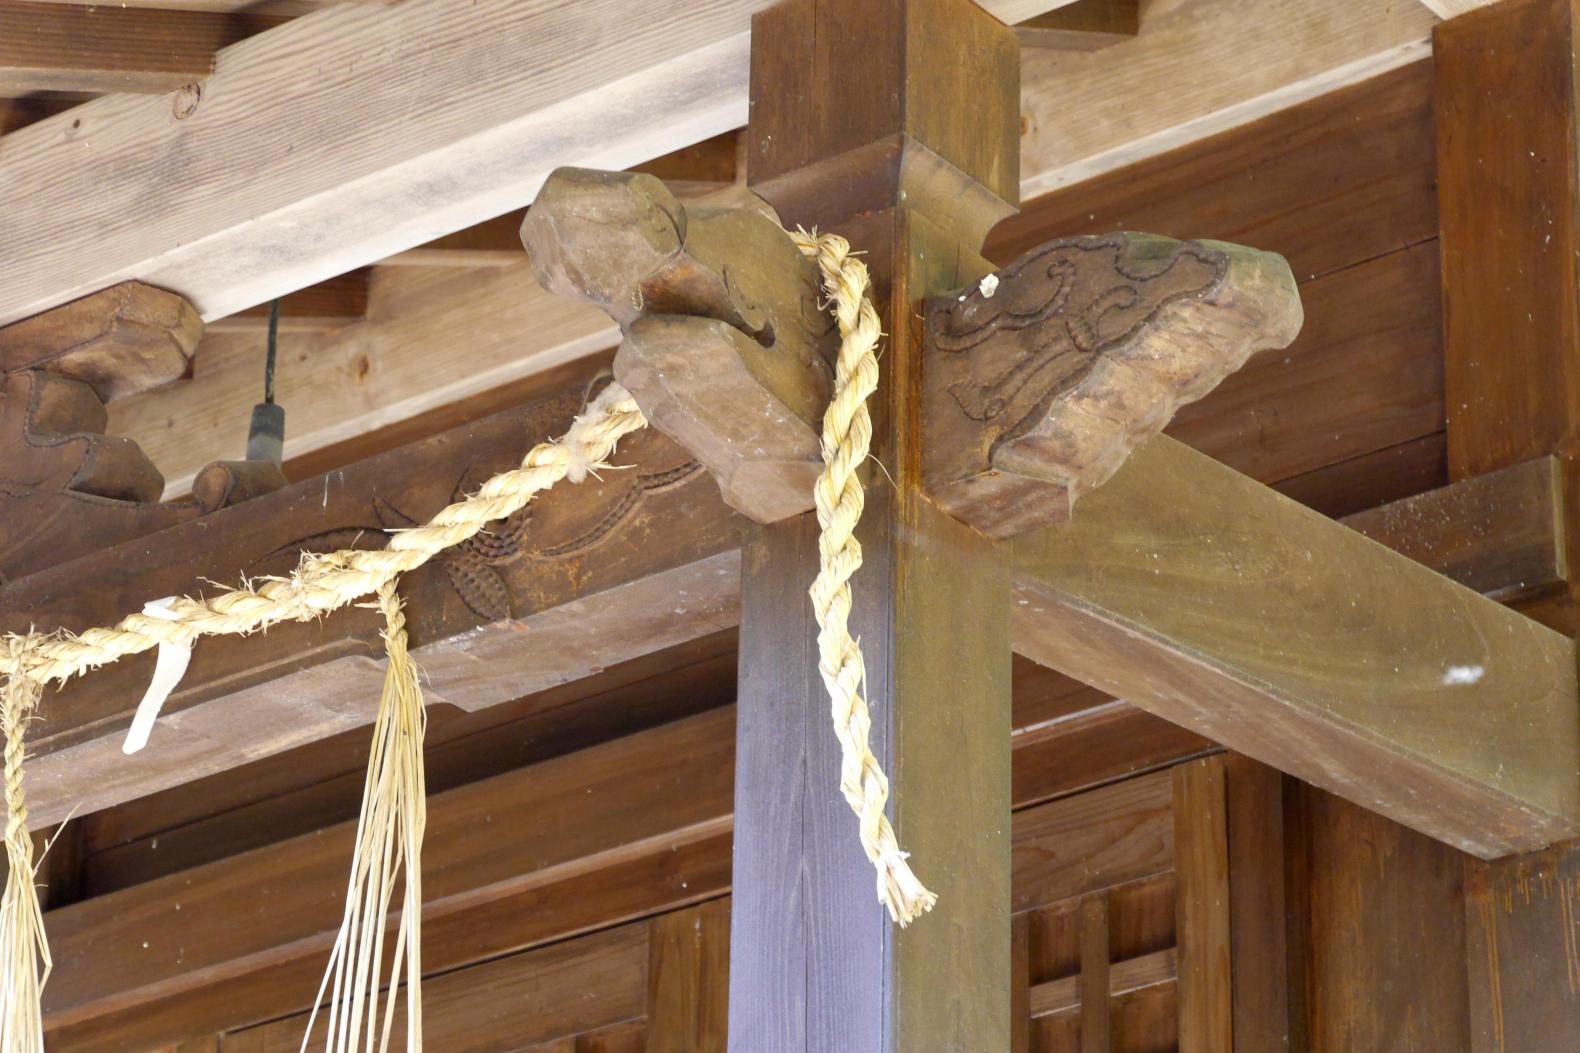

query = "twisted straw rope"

[
  {"left": 792, "top": 230, "right": 936, "bottom": 926},
  {"left": 0, "top": 384, "right": 648, "bottom": 688},
  {"left": 0, "top": 640, "right": 47, "bottom": 1053}
]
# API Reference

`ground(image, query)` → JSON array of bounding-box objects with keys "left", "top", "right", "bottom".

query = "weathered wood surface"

[
  {"left": 1174, "top": 756, "right": 1233, "bottom": 1052},
  {"left": 1016, "top": 0, "right": 1137, "bottom": 50},
  {"left": 0, "top": 283, "right": 204, "bottom": 579},
  {"left": 1, "top": 376, "right": 739, "bottom": 827},
  {"left": 1344, "top": 456, "right": 1565, "bottom": 605},
  {"left": 0, "top": 1, "right": 276, "bottom": 94},
  {"left": 1223, "top": 755, "right": 1293, "bottom": 1051},
  {"left": 207, "top": 270, "right": 369, "bottom": 333},
  {"left": 523, "top": 168, "right": 834, "bottom": 522},
  {"left": 0, "top": 0, "right": 1073, "bottom": 330},
  {"left": 1016, "top": 0, "right": 1436, "bottom": 195},
  {"left": 1437, "top": 1, "right": 1580, "bottom": 1045},
  {"left": 728, "top": 1, "right": 1016, "bottom": 1049},
  {"left": 924, "top": 233, "right": 1301, "bottom": 537},
  {"left": 42, "top": 699, "right": 1184, "bottom": 1050},
  {"left": 105, "top": 58, "right": 1443, "bottom": 500},
  {"left": 9, "top": 373, "right": 1563, "bottom": 836},
  {"left": 1012, "top": 434, "right": 1580, "bottom": 859},
  {"left": 1288, "top": 786, "right": 1472, "bottom": 1051}
]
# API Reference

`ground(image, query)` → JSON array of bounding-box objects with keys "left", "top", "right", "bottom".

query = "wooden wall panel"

[{"left": 1292, "top": 787, "right": 1471, "bottom": 1051}]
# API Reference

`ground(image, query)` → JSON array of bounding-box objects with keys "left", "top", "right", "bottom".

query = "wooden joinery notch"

[
  {"left": 522, "top": 167, "right": 835, "bottom": 524},
  {"left": 924, "top": 234, "right": 1303, "bottom": 539}
]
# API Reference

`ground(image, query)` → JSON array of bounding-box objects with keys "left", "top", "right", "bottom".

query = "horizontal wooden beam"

[
  {"left": 1, "top": 376, "right": 740, "bottom": 828},
  {"left": 1012, "top": 435, "right": 1580, "bottom": 858},
  {"left": 41, "top": 702, "right": 1192, "bottom": 1050},
  {"left": 0, "top": 1, "right": 277, "bottom": 94},
  {"left": 1017, "top": 0, "right": 1437, "bottom": 195},
  {"left": 0, "top": 0, "right": 1067, "bottom": 328},
  {"left": 206, "top": 269, "right": 370, "bottom": 333}
]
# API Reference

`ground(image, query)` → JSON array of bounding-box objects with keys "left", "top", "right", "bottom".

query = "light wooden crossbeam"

[{"left": 0, "top": 0, "right": 1072, "bottom": 329}]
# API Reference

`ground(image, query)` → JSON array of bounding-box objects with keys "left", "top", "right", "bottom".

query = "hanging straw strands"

[
  {"left": 300, "top": 580, "right": 427, "bottom": 1053},
  {"left": 792, "top": 230, "right": 937, "bottom": 927}
]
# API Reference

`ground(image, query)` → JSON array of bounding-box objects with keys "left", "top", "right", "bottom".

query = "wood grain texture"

[
  {"left": 1174, "top": 758, "right": 1232, "bottom": 1053},
  {"left": 647, "top": 899, "right": 730, "bottom": 1052},
  {"left": 924, "top": 233, "right": 1300, "bottom": 537},
  {"left": 44, "top": 708, "right": 735, "bottom": 1043},
  {"left": 4, "top": 374, "right": 740, "bottom": 827},
  {"left": 1419, "top": 0, "right": 1496, "bottom": 15},
  {"left": 1013, "top": 434, "right": 1580, "bottom": 859},
  {"left": 991, "top": 59, "right": 1438, "bottom": 287},
  {"left": 43, "top": 703, "right": 1176, "bottom": 1049},
  {"left": 1465, "top": 842, "right": 1580, "bottom": 1053},
  {"left": 1223, "top": 755, "right": 1292, "bottom": 1052},
  {"left": 1293, "top": 786, "right": 1471, "bottom": 1051},
  {"left": 0, "top": 1, "right": 276, "bottom": 93},
  {"left": 1079, "top": 894, "right": 1113, "bottom": 1051},
  {"left": 104, "top": 59, "right": 1443, "bottom": 500},
  {"left": 1343, "top": 455, "right": 1566, "bottom": 604},
  {"left": 730, "top": 3, "right": 1017, "bottom": 1050},
  {"left": 1017, "top": 0, "right": 1438, "bottom": 195},
  {"left": 523, "top": 168, "right": 835, "bottom": 522}
]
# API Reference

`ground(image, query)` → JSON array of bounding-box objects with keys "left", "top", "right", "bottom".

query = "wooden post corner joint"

[
  {"left": 924, "top": 233, "right": 1303, "bottom": 538},
  {"left": 524, "top": 175, "right": 1304, "bottom": 540}
]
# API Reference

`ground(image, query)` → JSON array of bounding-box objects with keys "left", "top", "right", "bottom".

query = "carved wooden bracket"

[
  {"left": 0, "top": 282, "right": 203, "bottom": 581},
  {"left": 924, "top": 234, "right": 1303, "bottom": 539},
  {"left": 522, "top": 167, "right": 836, "bottom": 523}
]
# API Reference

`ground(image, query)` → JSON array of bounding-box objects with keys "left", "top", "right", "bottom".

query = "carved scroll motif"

[
  {"left": 924, "top": 234, "right": 1303, "bottom": 539},
  {"left": 523, "top": 168, "right": 836, "bottom": 524}
]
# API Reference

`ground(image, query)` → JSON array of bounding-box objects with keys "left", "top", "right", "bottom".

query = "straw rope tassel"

[
  {"left": 302, "top": 579, "right": 427, "bottom": 1053},
  {"left": 0, "top": 642, "right": 48, "bottom": 1053},
  {"left": 793, "top": 230, "right": 937, "bottom": 927}
]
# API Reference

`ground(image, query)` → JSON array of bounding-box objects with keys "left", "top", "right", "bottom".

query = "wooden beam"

[
  {"left": 1434, "top": 0, "right": 1580, "bottom": 1044},
  {"left": 1015, "top": 0, "right": 1137, "bottom": 51},
  {"left": 207, "top": 269, "right": 370, "bottom": 333},
  {"left": 90, "top": 11, "right": 1446, "bottom": 489},
  {"left": 40, "top": 695, "right": 1183, "bottom": 1050},
  {"left": 0, "top": 0, "right": 1067, "bottom": 328},
  {"left": 1012, "top": 434, "right": 1580, "bottom": 859},
  {"left": 11, "top": 339, "right": 1561, "bottom": 838},
  {"left": 0, "top": 1, "right": 276, "bottom": 94},
  {"left": 1, "top": 373, "right": 740, "bottom": 828},
  {"left": 1017, "top": 0, "right": 1437, "bottom": 196}
]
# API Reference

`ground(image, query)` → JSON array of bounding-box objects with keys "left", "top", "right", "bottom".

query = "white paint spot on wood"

[{"left": 1443, "top": 665, "right": 1485, "bottom": 685}]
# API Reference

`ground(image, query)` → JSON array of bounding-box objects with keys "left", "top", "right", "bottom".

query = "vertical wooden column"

[
  {"left": 727, "top": 1, "right": 1019, "bottom": 1050},
  {"left": 1437, "top": 0, "right": 1580, "bottom": 1047}
]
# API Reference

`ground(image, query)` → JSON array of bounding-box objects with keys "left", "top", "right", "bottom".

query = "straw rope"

[
  {"left": 792, "top": 230, "right": 937, "bottom": 927},
  {"left": 0, "top": 383, "right": 648, "bottom": 689},
  {"left": 0, "top": 643, "right": 47, "bottom": 1053}
]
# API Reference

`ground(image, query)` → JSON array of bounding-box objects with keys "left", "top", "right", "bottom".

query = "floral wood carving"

[
  {"left": 923, "top": 233, "right": 1304, "bottom": 539},
  {"left": 523, "top": 167, "right": 836, "bottom": 524}
]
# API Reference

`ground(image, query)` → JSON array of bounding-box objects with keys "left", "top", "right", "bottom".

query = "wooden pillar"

[
  {"left": 1436, "top": 0, "right": 1580, "bottom": 1047},
  {"left": 727, "top": 1, "right": 1019, "bottom": 1049}
]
